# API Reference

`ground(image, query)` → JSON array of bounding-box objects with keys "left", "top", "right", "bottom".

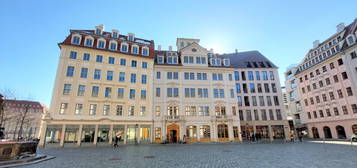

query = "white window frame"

[
  {"left": 71, "top": 34, "right": 81, "bottom": 45},
  {"left": 109, "top": 40, "right": 117, "bottom": 51},
  {"left": 120, "top": 43, "right": 129, "bottom": 52},
  {"left": 346, "top": 35, "right": 356, "bottom": 46},
  {"left": 157, "top": 56, "right": 164, "bottom": 64},
  {"left": 97, "top": 38, "right": 106, "bottom": 49},
  {"left": 142, "top": 46, "right": 149, "bottom": 56},
  {"left": 131, "top": 45, "right": 139, "bottom": 55},
  {"left": 84, "top": 36, "right": 94, "bottom": 47}
]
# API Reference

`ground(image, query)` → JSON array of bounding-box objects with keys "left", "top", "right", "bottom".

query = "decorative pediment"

[{"left": 180, "top": 42, "right": 208, "bottom": 54}]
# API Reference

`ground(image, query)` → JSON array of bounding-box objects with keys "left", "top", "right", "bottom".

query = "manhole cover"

[
  {"left": 144, "top": 156, "right": 155, "bottom": 158},
  {"left": 109, "top": 157, "right": 121, "bottom": 161}
]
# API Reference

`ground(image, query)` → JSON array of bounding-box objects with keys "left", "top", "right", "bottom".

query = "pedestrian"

[
  {"left": 0, "top": 127, "right": 4, "bottom": 140},
  {"left": 298, "top": 132, "right": 303, "bottom": 142},
  {"left": 183, "top": 135, "right": 187, "bottom": 144},
  {"left": 114, "top": 133, "right": 120, "bottom": 148},
  {"left": 290, "top": 133, "right": 294, "bottom": 142}
]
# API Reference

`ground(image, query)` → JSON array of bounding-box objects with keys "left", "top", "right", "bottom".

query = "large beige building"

[
  {"left": 222, "top": 51, "right": 290, "bottom": 141},
  {"left": 294, "top": 19, "right": 357, "bottom": 139},
  {"left": 153, "top": 39, "right": 241, "bottom": 143},
  {"left": 39, "top": 25, "right": 155, "bottom": 147}
]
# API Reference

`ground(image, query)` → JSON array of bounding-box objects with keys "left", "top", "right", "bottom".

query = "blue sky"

[{"left": 0, "top": 0, "right": 356, "bottom": 106}]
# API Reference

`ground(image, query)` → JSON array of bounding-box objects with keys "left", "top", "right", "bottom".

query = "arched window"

[
  {"left": 131, "top": 45, "right": 139, "bottom": 55},
  {"left": 142, "top": 47, "right": 149, "bottom": 56},
  {"left": 186, "top": 125, "right": 197, "bottom": 138},
  {"left": 336, "top": 125, "right": 346, "bottom": 139},
  {"left": 312, "top": 127, "right": 319, "bottom": 139},
  {"left": 109, "top": 40, "right": 117, "bottom": 51},
  {"left": 217, "top": 124, "right": 228, "bottom": 138},
  {"left": 323, "top": 126, "right": 332, "bottom": 139},
  {"left": 97, "top": 38, "right": 106, "bottom": 49},
  {"left": 120, "top": 43, "right": 128, "bottom": 52},
  {"left": 199, "top": 125, "right": 210, "bottom": 138},
  {"left": 71, "top": 34, "right": 81, "bottom": 45},
  {"left": 84, "top": 36, "right": 94, "bottom": 47}
]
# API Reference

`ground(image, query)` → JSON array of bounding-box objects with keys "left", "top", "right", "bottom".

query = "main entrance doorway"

[{"left": 167, "top": 124, "right": 180, "bottom": 143}]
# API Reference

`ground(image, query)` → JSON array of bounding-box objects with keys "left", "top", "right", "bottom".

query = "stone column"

[
  {"left": 93, "top": 124, "right": 98, "bottom": 145},
  {"left": 38, "top": 122, "right": 47, "bottom": 148},
  {"left": 123, "top": 125, "right": 127, "bottom": 144},
  {"left": 108, "top": 124, "right": 113, "bottom": 145},
  {"left": 196, "top": 125, "right": 200, "bottom": 142},
  {"left": 284, "top": 125, "right": 290, "bottom": 141},
  {"left": 228, "top": 122, "right": 234, "bottom": 141},
  {"left": 77, "top": 124, "right": 83, "bottom": 146},
  {"left": 269, "top": 125, "right": 273, "bottom": 141},
  {"left": 60, "top": 124, "right": 66, "bottom": 147},
  {"left": 137, "top": 124, "right": 141, "bottom": 144},
  {"left": 212, "top": 122, "right": 217, "bottom": 142},
  {"left": 238, "top": 125, "right": 243, "bottom": 141},
  {"left": 150, "top": 124, "right": 154, "bottom": 143}
]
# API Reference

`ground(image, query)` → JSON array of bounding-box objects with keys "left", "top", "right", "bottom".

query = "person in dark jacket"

[{"left": 114, "top": 134, "right": 120, "bottom": 148}]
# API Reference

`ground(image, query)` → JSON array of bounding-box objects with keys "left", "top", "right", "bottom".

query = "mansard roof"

[{"left": 221, "top": 51, "right": 277, "bottom": 69}]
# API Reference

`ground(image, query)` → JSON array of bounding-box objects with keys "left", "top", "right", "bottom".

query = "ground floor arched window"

[
  {"left": 217, "top": 124, "right": 228, "bottom": 138},
  {"left": 186, "top": 125, "right": 197, "bottom": 138},
  {"left": 336, "top": 125, "right": 346, "bottom": 139},
  {"left": 199, "top": 125, "right": 210, "bottom": 138},
  {"left": 323, "top": 126, "right": 332, "bottom": 139},
  {"left": 312, "top": 127, "right": 319, "bottom": 139}
]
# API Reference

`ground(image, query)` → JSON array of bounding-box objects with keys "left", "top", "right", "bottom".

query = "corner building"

[
  {"left": 222, "top": 51, "right": 290, "bottom": 141},
  {"left": 294, "top": 19, "right": 357, "bottom": 139},
  {"left": 39, "top": 25, "right": 155, "bottom": 147},
  {"left": 153, "top": 38, "right": 241, "bottom": 143}
]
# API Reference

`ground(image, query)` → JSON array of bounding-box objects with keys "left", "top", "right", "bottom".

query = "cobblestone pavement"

[{"left": 21, "top": 142, "right": 357, "bottom": 168}]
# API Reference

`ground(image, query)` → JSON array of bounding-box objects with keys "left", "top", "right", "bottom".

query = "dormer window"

[
  {"left": 84, "top": 36, "right": 94, "bottom": 47},
  {"left": 142, "top": 47, "right": 149, "bottom": 56},
  {"left": 112, "top": 30, "right": 118, "bottom": 38},
  {"left": 347, "top": 35, "right": 355, "bottom": 46},
  {"left": 223, "top": 59, "right": 230, "bottom": 66},
  {"left": 157, "top": 56, "right": 164, "bottom": 64},
  {"left": 128, "top": 33, "right": 135, "bottom": 41},
  {"left": 71, "top": 34, "right": 81, "bottom": 45},
  {"left": 95, "top": 29, "right": 101, "bottom": 35},
  {"left": 132, "top": 45, "right": 139, "bottom": 54},
  {"left": 216, "top": 59, "right": 221, "bottom": 66},
  {"left": 121, "top": 43, "right": 128, "bottom": 52},
  {"left": 109, "top": 41, "right": 117, "bottom": 50},
  {"left": 167, "top": 56, "right": 178, "bottom": 64},
  {"left": 97, "top": 39, "right": 106, "bottom": 49}
]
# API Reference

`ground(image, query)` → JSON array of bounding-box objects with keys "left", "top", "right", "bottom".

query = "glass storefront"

[
  {"left": 126, "top": 125, "right": 138, "bottom": 143},
  {"left": 199, "top": 125, "right": 210, "bottom": 138},
  {"left": 256, "top": 126, "right": 269, "bottom": 140},
  {"left": 233, "top": 126, "right": 239, "bottom": 139},
  {"left": 217, "top": 124, "right": 228, "bottom": 138},
  {"left": 97, "top": 125, "right": 109, "bottom": 144},
  {"left": 272, "top": 125, "right": 285, "bottom": 139},
  {"left": 64, "top": 125, "right": 79, "bottom": 144},
  {"left": 140, "top": 125, "right": 151, "bottom": 143},
  {"left": 113, "top": 125, "right": 125, "bottom": 144},
  {"left": 241, "top": 126, "right": 253, "bottom": 141},
  {"left": 82, "top": 125, "right": 95, "bottom": 144},
  {"left": 45, "top": 125, "right": 62, "bottom": 144},
  {"left": 186, "top": 125, "right": 197, "bottom": 138}
]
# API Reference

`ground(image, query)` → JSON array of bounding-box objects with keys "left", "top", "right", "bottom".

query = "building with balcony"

[
  {"left": 39, "top": 25, "right": 155, "bottom": 147},
  {"left": 153, "top": 38, "right": 240, "bottom": 143},
  {"left": 222, "top": 51, "right": 290, "bottom": 141},
  {"left": 294, "top": 19, "right": 357, "bottom": 139}
]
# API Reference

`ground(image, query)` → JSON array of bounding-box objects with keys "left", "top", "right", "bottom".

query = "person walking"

[
  {"left": 298, "top": 132, "right": 303, "bottom": 142},
  {"left": 114, "top": 133, "right": 120, "bottom": 148}
]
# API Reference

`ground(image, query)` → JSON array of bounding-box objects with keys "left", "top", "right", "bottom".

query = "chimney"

[
  {"left": 158, "top": 45, "right": 162, "bottom": 51},
  {"left": 168, "top": 45, "right": 173, "bottom": 51},
  {"left": 313, "top": 40, "right": 320, "bottom": 48},
  {"left": 336, "top": 23, "right": 345, "bottom": 33}
]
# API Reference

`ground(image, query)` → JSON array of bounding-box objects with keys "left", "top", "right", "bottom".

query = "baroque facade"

[{"left": 293, "top": 19, "right": 357, "bottom": 139}]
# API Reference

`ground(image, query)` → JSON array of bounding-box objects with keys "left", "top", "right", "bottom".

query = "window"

[
  {"left": 59, "top": 103, "right": 68, "bottom": 114},
  {"left": 333, "top": 75, "right": 339, "bottom": 83},
  {"left": 329, "top": 92, "right": 335, "bottom": 100},
  {"left": 228, "top": 74, "right": 233, "bottom": 81},
  {"left": 141, "top": 90, "right": 146, "bottom": 100},
  {"left": 92, "top": 86, "right": 99, "bottom": 97},
  {"left": 322, "top": 94, "right": 327, "bottom": 102},
  {"left": 108, "top": 57, "right": 115, "bottom": 64},
  {"left": 333, "top": 107, "right": 339, "bottom": 116},
  {"left": 142, "top": 48, "right": 149, "bottom": 56},
  {"left": 234, "top": 71, "right": 239, "bottom": 80},
  {"left": 121, "top": 43, "right": 128, "bottom": 52},
  {"left": 262, "top": 71, "right": 268, "bottom": 80},
  {"left": 77, "top": 85, "right": 85, "bottom": 96},
  {"left": 97, "top": 40, "right": 105, "bottom": 49},
  {"left": 330, "top": 62, "right": 335, "bottom": 69},
  {"left": 75, "top": 104, "right": 83, "bottom": 115},
  {"left": 117, "top": 88, "right": 124, "bottom": 99},
  {"left": 307, "top": 112, "right": 311, "bottom": 119},
  {"left": 155, "top": 128, "right": 161, "bottom": 139},
  {"left": 313, "top": 111, "right": 317, "bottom": 118},
  {"left": 167, "top": 88, "right": 179, "bottom": 97},
  {"left": 128, "top": 106, "right": 135, "bottom": 116},
  {"left": 132, "top": 46, "right": 139, "bottom": 54},
  {"left": 276, "top": 109, "right": 282, "bottom": 120},
  {"left": 346, "top": 87, "right": 353, "bottom": 96},
  {"left": 66, "top": 66, "right": 74, "bottom": 77},
  {"left": 273, "top": 96, "right": 280, "bottom": 106},
  {"left": 271, "top": 83, "right": 277, "bottom": 93},
  {"left": 94, "top": 69, "right": 101, "bottom": 79},
  {"left": 120, "top": 58, "right": 126, "bottom": 66},
  {"left": 119, "top": 72, "right": 125, "bottom": 82},
  {"left": 266, "top": 96, "right": 272, "bottom": 106},
  {"left": 85, "top": 38, "right": 93, "bottom": 47},
  {"left": 269, "top": 71, "right": 275, "bottom": 80},
  {"left": 249, "top": 83, "right": 255, "bottom": 93},
  {"left": 341, "top": 72, "right": 348, "bottom": 80},
  {"left": 136, "top": 106, "right": 146, "bottom": 116},
  {"left": 248, "top": 71, "right": 254, "bottom": 80},
  {"left": 157, "top": 56, "right": 164, "bottom": 64},
  {"left": 325, "top": 78, "right": 331, "bottom": 85},
  {"left": 351, "top": 51, "right": 357, "bottom": 59},
  {"left": 322, "top": 66, "right": 327, "bottom": 72},
  {"left": 116, "top": 105, "right": 123, "bottom": 116},
  {"left": 72, "top": 35, "right": 81, "bottom": 45},
  {"left": 337, "top": 58, "right": 343, "bottom": 65},
  {"left": 109, "top": 42, "right": 117, "bottom": 50},
  {"left": 326, "top": 109, "right": 331, "bottom": 117},
  {"left": 79, "top": 68, "right": 88, "bottom": 79},
  {"left": 261, "top": 109, "right": 267, "bottom": 120},
  {"left": 131, "top": 60, "right": 137, "bottom": 67},
  {"left": 107, "top": 71, "right": 113, "bottom": 81},
  {"left": 239, "top": 110, "right": 244, "bottom": 120},
  {"left": 155, "top": 106, "right": 160, "bottom": 117},
  {"left": 264, "top": 83, "right": 270, "bottom": 93},
  {"left": 252, "top": 96, "right": 257, "bottom": 106},
  {"left": 130, "top": 73, "right": 136, "bottom": 83},
  {"left": 83, "top": 53, "right": 90, "bottom": 61},
  {"left": 156, "top": 88, "right": 160, "bottom": 97},
  {"left": 105, "top": 87, "right": 112, "bottom": 98},
  {"left": 337, "top": 89, "right": 343, "bottom": 98},
  {"left": 95, "top": 55, "right": 103, "bottom": 63},
  {"left": 103, "top": 105, "right": 110, "bottom": 115},
  {"left": 352, "top": 104, "right": 357, "bottom": 114},
  {"left": 269, "top": 110, "right": 275, "bottom": 120},
  {"left": 141, "top": 74, "right": 147, "bottom": 84},
  {"left": 63, "top": 84, "right": 71, "bottom": 95},
  {"left": 142, "top": 62, "right": 148, "bottom": 69},
  {"left": 89, "top": 104, "right": 97, "bottom": 115},
  {"left": 156, "top": 71, "right": 161, "bottom": 79},
  {"left": 129, "top": 89, "right": 136, "bottom": 99},
  {"left": 167, "top": 56, "right": 178, "bottom": 64},
  {"left": 342, "top": 106, "right": 348, "bottom": 115},
  {"left": 230, "top": 89, "right": 235, "bottom": 98},
  {"left": 69, "top": 51, "right": 77, "bottom": 59}
]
